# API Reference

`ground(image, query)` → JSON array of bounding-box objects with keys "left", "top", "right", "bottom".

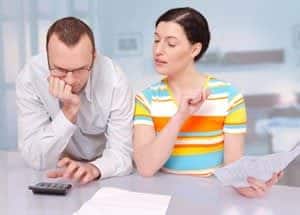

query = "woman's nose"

[{"left": 154, "top": 42, "right": 164, "bottom": 56}]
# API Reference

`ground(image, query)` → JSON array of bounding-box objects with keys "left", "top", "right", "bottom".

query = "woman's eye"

[
  {"left": 168, "top": 43, "right": 176, "bottom": 47},
  {"left": 154, "top": 40, "right": 160, "bottom": 43}
]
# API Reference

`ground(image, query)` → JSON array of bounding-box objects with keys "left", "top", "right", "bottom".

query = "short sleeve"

[
  {"left": 133, "top": 93, "right": 154, "bottom": 126},
  {"left": 223, "top": 86, "right": 247, "bottom": 134}
]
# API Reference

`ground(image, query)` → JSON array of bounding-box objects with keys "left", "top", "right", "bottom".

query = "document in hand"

[
  {"left": 214, "top": 143, "right": 300, "bottom": 187},
  {"left": 73, "top": 187, "right": 171, "bottom": 215}
]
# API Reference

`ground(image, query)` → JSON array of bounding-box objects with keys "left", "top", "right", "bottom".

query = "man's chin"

[{"left": 71, "top": 88, "right": 81, "bottom": 94}]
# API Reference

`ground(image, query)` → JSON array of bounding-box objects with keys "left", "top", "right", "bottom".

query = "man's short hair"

[{"left": 46, "top": 17, "right": 95, "bottom": 53}]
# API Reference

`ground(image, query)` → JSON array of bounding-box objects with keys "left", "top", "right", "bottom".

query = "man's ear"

[{"left": 191, "top": 42, "right": 202, "bottom": 59}]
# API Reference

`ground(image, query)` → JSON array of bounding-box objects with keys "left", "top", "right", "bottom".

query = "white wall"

[
  {"left": 99, "top": 0, "right": 300, "bottom": 94},
  {"left": 0, "top": 0, "right": 299, "bottom": 149}
]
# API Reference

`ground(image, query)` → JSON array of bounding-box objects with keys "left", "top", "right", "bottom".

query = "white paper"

[
  {"left": 74, "top": 187, "right": 171, "bottom": 215},
  {"left": 214, "top": 143, "right": 300, "bottom": 187}
]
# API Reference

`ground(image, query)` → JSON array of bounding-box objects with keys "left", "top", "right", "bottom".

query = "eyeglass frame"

[{"left": 47, "top": 53, "right": 95, "bottom": 77}]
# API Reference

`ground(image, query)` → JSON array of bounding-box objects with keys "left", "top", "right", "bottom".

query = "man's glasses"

[
  {"left": 49, "top": 66, "right": 92, "bottom": 78},
  {"left": 48, "top": 57, "right": 94, "bottom": 78}
]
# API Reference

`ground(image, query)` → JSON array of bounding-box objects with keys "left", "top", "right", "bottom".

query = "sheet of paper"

[
  {"left": 74, "top": 187, "right": 171, "bottom": 215},
  {"left": 214, "top": 143, "right": 300, "bottom": 187}
]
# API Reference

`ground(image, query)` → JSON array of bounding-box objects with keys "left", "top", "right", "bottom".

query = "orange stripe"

[
  {"left": 174, "top": 142, "right": 224, "bottom": 148},
  {"left": 153, "top": 116, "right": 225, "bottom": 132},
  {"left": 177, "top": 134, "right": 222, "bottom": 139}
]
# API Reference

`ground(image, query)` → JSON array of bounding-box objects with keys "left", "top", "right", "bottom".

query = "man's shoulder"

[
  {"left": 17, "top": 53, "right": 48, "bottom": 83},
  {"left": 94, "top": 54, "right": 128, "bottom": 87}
]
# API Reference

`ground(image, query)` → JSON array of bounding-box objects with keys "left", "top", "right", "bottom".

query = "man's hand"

[
  {"left": 47, "top": 157, "right": 101, "bottom": 185},
  {"left": 177, "top": 88, "right": 210, "bottom": 119},
  {"left": 235, "top": 171, "right": 284, "bottom": 198},
  {"left": 48, "top": 76, "right": 80, "bottom": 123}
]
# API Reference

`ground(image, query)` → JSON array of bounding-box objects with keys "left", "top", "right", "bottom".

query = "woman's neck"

[{"left": 167, "top": 64, "right": 206, "bottom": 93}]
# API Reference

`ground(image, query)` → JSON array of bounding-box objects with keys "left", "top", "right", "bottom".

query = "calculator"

[{"left": 28, "top": 182, "right": 72, "bottom": 195}]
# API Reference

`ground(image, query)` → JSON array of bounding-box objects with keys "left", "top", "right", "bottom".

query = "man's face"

[{"left": 47, "top": 34, "right": 95, "bottom": 94}]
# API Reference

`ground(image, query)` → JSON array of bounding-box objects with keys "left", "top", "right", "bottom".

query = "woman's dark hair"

[{"left": 155, "top": 7, "right": 210, "bottom": 61}]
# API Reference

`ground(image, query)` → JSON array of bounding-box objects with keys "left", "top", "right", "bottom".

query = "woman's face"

[{"left": 153, "top": 21, "right": 200, "bottom": 76}]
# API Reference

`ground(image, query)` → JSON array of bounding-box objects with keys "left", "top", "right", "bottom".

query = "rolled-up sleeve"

[
  {"left": 16, "top": 69, "right": 77, "bottom": 170},
  {"left": 91, "top": 66, "right": 134, "bottom": 179}
]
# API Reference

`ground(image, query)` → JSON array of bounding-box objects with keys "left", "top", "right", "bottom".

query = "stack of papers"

[
  {"left": 214, "top": 143, "right": 300, "bottom": 187},
  {"left": 74, "top": 187, "right": 171, "bottom": 215}
]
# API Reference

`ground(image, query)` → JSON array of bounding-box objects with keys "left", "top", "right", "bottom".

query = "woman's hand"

[
  {"left": 235, "top": 171, "right": 284, "bottom": 198},
  {"left": 177, "top": 88, "right": 209, "bottom": 119}
]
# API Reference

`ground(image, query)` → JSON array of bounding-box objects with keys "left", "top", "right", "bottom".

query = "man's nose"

[{"left": 64, "top": 72, "right": 74, "bottom": 85}]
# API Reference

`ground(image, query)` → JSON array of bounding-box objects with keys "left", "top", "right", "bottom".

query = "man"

[{"left": 16, "top": 17, "right": 133, "bottom": 184}]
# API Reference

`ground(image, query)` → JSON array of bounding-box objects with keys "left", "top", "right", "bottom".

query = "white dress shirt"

[{"left": 16, "top": 53, "right": 134, "bottom": 179}]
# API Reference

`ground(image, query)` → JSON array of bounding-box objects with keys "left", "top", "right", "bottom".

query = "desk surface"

[{"left": 1, "top": 151, "right": 300, "bottom": 215}]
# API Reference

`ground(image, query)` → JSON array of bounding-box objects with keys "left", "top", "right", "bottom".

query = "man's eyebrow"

[{"left": 53, "top": 64, "right": 89, "bottom": 71}]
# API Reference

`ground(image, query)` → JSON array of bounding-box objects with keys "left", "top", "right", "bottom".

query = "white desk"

[{"left": 1, "top": 151, "right": 300, "bottom": 215}]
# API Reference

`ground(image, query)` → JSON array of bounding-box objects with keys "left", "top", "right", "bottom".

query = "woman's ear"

[{"left": 191, "top": 42, "right": 202, "bottom": 59}]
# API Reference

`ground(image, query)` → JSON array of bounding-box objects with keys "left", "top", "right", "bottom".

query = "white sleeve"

[
  {"left": 16, "top": 69, "right": 77, "bottom": 170},
  {"left": 91, "top": 67, "right": 134, "bottom": 179}
]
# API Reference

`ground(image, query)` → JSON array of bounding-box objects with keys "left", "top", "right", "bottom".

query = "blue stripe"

[
  {"left": 158, "top": 90, "right": 170, "bottom": 97},
  {"left": 209, "top": 86, "right": 229, "bottom": 95},
  {"left": 164, "top": 150, "right": 224, "bottom": 170},
  {"left": 134, "top": 116, "right": 152, "bottom": 121},
  {"left": 224, "top": 124, "right": 246, "bottom": 129},
  {"left": 178, "top": 130, "right": 223, "bottom": 137}
]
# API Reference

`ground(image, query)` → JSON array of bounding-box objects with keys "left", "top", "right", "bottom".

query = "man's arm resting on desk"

[
  {"left": 16, "top": 72, "right": 77, "bottom": 170},
  {"left": 91, "top": 67, "right": 134, "bottom": 179}
]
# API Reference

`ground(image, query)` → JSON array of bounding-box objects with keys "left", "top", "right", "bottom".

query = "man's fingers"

[
  {"left": 73, "top": 167, "right": 87, "bottom": 182},
  {"left": 53, "top": 78, "right": 61, "bottom": 97},
  {"left": 49, "top": 76, "right": 54, "bottom": 96},
  {"left": 278, "top": 171, "right": 284, "bottom": 179},
  {"left": 235, "top": 187, "right": 257, "bottom": 198},
  {"left": 266, "top": 173, "right": 278, "bottom": 187},
  {"left": 47, "top": 169, "right": 64, "bottom": 178},
  {"left": 80, "top": 174, "right": 93, "bottom": 185},
  {"left": 247, "top": 177, "right": 267, "bottom": 195},
  {"left": 63, "top": 162, "right": 79, "bottom": 179},
  {"left": 64, "top": 84, "right": 72, "bottom": 94},
  {"left": 58, "top": 79, "right": 66, "bottom": 98},
  {"left": 57, "top": 157, "right": 71, "bottom": 168},
  {"left": 63, "top": 84, "right": 72, "bottom": 99}
]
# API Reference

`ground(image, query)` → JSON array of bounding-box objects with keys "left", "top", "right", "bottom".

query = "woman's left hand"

[{"left": 234, "top": 171, "right": 284, "bottom": 198}]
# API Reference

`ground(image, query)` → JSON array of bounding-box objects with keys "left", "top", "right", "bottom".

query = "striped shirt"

[{"left": 134, "top": 76, "right": 247, "bottom": 176}]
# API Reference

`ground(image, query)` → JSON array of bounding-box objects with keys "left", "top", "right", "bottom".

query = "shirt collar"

[{"left": 84, "top": 68, "right": 93, "bottom": 103}]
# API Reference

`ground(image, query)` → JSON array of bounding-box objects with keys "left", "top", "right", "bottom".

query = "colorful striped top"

[{"left": 134, "top": 76, "right": 247, "bottom": 176}]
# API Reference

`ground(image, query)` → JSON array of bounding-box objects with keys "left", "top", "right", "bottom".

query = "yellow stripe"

[
  {"left": 171, "top": 144, "right": 224, "bottom": 156},
  {"left": 225, "top": 108, "right": 247, "bottom": 124},
  {"left": 177, "top": 134, "right": 223, "bottom": 141},
  {"left": 161, "top": 166, "right": 220, "bottom": 176},
  {"left": 134, "top": 100, "right": 151, "bottom": 116}
]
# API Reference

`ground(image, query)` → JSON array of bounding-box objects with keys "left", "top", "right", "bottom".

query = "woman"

[{"left": 133, "top": 7, "right": 282, "bottom": 198}]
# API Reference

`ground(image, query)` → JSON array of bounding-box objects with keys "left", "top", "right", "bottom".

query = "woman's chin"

[{"left": 155, "top": 68, "right": 169, "bottom": 76}]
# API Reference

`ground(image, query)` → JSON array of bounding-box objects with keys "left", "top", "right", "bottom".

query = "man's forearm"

[{"left": 18, "top": 111, "right": 77, "bottom": 170}]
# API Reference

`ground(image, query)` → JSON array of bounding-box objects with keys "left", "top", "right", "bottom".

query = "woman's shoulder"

[
  {"left": 206, "top": 75, "right": 242, "bottom": 96},
  {"left": 137, "top": 79, "right": 167, "bottom": 97}
]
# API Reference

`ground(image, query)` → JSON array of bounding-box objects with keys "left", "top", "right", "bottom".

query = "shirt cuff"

[
  {"left": 90, "top": 156, "right": 116, "bottom": 180},
  {"left": 52, "top": 110, "right": 77, "bottom": 138}
]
